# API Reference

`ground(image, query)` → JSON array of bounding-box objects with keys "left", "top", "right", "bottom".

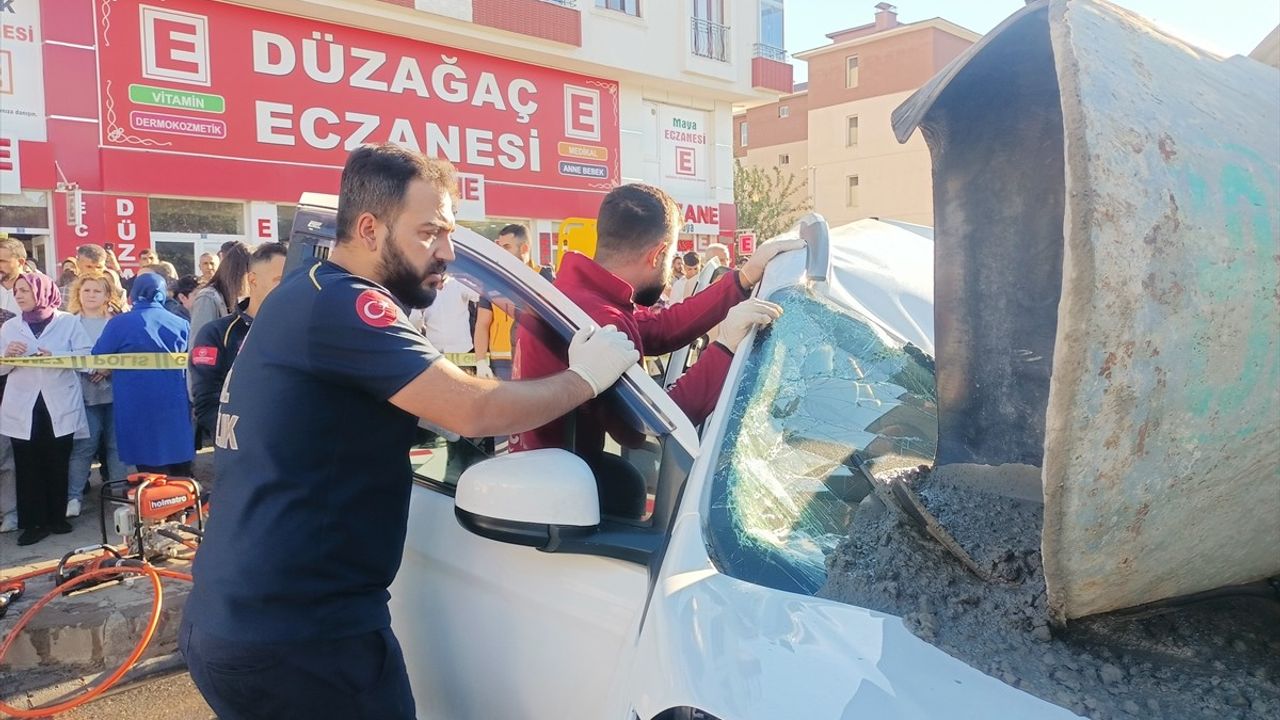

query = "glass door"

[{"left": 153, "top": 232, "right": 244, "bottom": 279}]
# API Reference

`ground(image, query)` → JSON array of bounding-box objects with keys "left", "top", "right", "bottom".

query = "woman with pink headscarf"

[{"left": 0, "top": 272, "right": 91, "bottom": 546}]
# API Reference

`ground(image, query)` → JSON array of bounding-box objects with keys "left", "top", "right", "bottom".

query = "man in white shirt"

[
  {"left": 411, "top": 275, "right": 479, "bottom": 354},
  {"left": 0, "top": 238, "right": 22, "bottom": 319},
  {"left": 0, "top": 239, "right": 24, "bottom": 532},
  {"left": 667, "top": 251, "right": 702, "bottom": 305}
]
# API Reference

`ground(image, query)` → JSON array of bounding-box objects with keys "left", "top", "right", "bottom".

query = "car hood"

[{"left": 623, "top": 513, "right": 1080, "bottom": 720}]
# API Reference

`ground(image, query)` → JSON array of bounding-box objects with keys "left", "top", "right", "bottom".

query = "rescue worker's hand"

[
  {"left": 474, "top": 358, "right": 495, "bottom": 379},
  {"left": 739, "top": 237, "right": 805, "bottom": 288},
  {"left": 567, "top": 325, "right": 640, "bottom": 397},
  {"left": 4, "top": 341, "right": 26, "bottom": 357},
  {"left": 719, "top": 299, "right": 784, "bottom": 353}
]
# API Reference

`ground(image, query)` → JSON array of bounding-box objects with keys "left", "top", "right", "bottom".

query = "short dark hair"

[
  {"left": 77, "top": 244, "right": 105, "bottom": 262},
  {"left": 336, "top": 144, "right": 458, "bottom": 244},
  {"left": 498, "top": 224, "right": 529, "bottom": 245},
  {"left": 595, "top": 184, "right": 679, "bottom": 260},
  {"left": 682, "top": 251, "right": 700, "bottom": 267},
  {"left": 173, "top": 275, "right": 200, "bottom": 299},
  {"left": 251, "top": 241, "right": 288, "bottom": 265}
]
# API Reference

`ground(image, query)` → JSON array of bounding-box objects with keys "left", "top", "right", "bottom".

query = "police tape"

[
  {"left": 443, "top": 352, "right": 512, "bottom": 367},
  {"left": 0, "top": 353, "right": 189, "bottom": 370},
  {"left": 0, "top": 351, "right": 513, "bottom": 370}
]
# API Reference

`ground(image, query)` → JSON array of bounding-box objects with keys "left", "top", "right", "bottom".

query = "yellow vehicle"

[{"left": 553, "top": 217, "right": 597, "bottom": 270}]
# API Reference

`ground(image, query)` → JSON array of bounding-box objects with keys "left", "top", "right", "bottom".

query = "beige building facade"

[{"left": 735, "top": 3, "right": 977, "bottom": 228}]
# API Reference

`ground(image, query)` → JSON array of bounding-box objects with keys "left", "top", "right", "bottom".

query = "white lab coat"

[{"left": 0, "top": 312, "right": 91, "bottom": 441}]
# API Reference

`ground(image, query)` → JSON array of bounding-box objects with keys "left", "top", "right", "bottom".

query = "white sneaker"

[
  {"left": 66, "top": 498, "right": 82, "bottom": 518},
  {"left": 0, "top": 512, "right": 16, "bottom": 533}
]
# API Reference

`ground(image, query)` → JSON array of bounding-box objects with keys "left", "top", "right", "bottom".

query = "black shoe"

[
  {"left": 49, "top": 520, "right": 73, "bottom": 534},
  {"left": 17, "top": 527, "right": 50, "bottom": 546}
]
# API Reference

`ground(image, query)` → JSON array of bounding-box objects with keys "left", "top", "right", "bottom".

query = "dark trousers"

[
  {"left": 181, "top": 621, "right": 415, "bottom": 720},
  {"left": 136, "top": 461, "right": 194, "bottom": 477},
  {"left": 12, "top": 396, "right": 73, "bottom": 530}
]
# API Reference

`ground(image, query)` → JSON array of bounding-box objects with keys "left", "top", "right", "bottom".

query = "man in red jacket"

[{"left": 511, "top": 183, "right": 799, "bottom": 509}]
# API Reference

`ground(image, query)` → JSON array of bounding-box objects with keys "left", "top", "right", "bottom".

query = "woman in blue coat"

[{"left": 93, "top": 273, "right": 195, "bottom": 476}]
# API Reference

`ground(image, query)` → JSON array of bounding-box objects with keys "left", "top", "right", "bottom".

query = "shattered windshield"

[{"left": 706, "top": 286, "right": 938, "bottom": 595}]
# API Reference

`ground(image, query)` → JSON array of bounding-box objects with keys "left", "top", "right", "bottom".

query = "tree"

[{"left": 733, "top": 159, "right": 811, "bottom": 241}]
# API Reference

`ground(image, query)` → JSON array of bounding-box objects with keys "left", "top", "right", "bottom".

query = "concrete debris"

[{"left": 820, "top": 467, "right": 1280, "bottom": 720}]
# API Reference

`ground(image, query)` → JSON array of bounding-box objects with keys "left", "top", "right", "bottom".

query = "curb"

[{"left": 0, "top": 571, "right": 190, "bottom": 700}]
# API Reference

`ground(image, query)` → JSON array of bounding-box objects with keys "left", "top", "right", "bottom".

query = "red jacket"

[{"left": 511, "top": 252, "right": 748, "bottom": 458}]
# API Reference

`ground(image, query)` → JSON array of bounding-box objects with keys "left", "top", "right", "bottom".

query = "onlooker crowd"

[
  {"left": 0, "top": 228, "right": 754, "bottom": 545},
  {"left": 0, "top": 238, "right": 261, "bottom": 545}
]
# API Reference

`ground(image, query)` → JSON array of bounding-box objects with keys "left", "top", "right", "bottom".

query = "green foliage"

[{"left": 733, "top": 160, "right": 811, "bottom": 241}]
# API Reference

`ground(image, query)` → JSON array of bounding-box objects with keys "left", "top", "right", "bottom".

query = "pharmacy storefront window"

[
  {"left": 151, "top": 198, "right": 246, "bottom": 278},
  {"left": 0, "top": 192, "right": 53, "bottom": 272}
]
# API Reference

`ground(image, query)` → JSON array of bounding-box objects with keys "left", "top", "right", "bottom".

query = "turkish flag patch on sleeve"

[
  {"left": 191, "top": 346, "right": 219, "bottom": 366},
  {"left": 356, "top": 290, "right": 399, "bottom": 328}
]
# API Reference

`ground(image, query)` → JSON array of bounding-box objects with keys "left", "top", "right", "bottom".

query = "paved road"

[{"left": 58, "top": 671, "right": 214, "bottom": 720}]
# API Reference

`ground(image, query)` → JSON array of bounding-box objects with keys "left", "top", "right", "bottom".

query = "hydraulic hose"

[{"left": 0, "top": 561, "right": 194, "bottom": 717}]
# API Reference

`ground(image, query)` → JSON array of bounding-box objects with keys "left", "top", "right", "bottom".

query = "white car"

[{"left": 386, "top": 215, "right": 1078, "bottom": 720}]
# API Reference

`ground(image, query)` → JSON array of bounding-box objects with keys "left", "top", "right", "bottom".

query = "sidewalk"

[{"left": 0, "top": 450, "right": 211, "bottom": 707}]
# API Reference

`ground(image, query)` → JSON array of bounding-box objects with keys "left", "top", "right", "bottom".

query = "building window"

[
  {"left": 691, "top": 0, "right": 729, "bottom": 62},
  {"left": 759, "top": 0, "right": 785, "bottom": 52},
  {"left": 150, "top": 198, "right": 244, "bottom": 234},
  {"left": 779, "top": 153, "right": 790, "bottom": 165},
  {"left": 846, "top": 115, "right": 859, "bottom": 146},
  {"left": 277, "top": 204, "right": 297, "bottom": 239},
  {"left": 846, "top": 175, "right": 860, "bottom": 207},
  {"left": 846, "top": 55, "right": 860, "bottom": 88},
  {"left": 596, "top": 0, "right": 639, "bottom": 17},
  {"left": 778, "top": 105, "right": 790, "bottom": 118},
  {"left": 740, "top": 122, "right": 748, "bottom": 147}
]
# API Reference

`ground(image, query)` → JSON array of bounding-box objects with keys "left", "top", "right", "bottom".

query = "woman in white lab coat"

[{"left": 0, "top": 273, "right": 91, "bottom": 546}]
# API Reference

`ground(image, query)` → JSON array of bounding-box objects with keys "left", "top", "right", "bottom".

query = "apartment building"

[
  {"left": 734, "top": 3, "right": 977, "bottom": 227},
  {"left": 0, "top": 0, "right": 793, "bottom": 274}
]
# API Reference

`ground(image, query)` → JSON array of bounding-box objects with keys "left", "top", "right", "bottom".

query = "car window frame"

[{"left": 414, "top": 229, "right": 701, "bottom": 499}]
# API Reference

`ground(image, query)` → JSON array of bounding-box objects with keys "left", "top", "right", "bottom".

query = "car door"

[{"left": 390, "top": 228, "right": 700, "bottom": 720}]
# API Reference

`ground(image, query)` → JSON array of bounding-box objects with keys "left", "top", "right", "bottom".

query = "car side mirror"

[{"left": 454, "top": 449, "right": 600, "bottom": 551}]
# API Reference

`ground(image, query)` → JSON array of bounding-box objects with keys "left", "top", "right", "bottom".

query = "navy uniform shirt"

[{"left": 185, "top": 261, "right": 440, "bottom": 643}]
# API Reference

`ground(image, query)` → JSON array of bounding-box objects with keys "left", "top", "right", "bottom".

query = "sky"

[{"left": 784, "top": 0, "right": 1280, "bottom": 82}]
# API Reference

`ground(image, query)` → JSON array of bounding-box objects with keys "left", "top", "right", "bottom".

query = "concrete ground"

[
  {"left": 0, "top": 449, "right": 213, "bottom": 709},
  {"left": 57, "top": 671, "right": 214, "bottom": 720}
]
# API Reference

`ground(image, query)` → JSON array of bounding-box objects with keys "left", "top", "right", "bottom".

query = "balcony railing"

[
  {"left": 538, "top": 0, "right": 578, "bottom": 7},
  {"left": 691, "top": 17, "right": 730, "bottom": 62},
  {"left": 752, "top": 43, "right": 786, "bottom": 62}
]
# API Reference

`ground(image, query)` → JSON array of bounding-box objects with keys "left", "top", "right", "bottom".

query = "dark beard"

[
  {"left": 633, "top": 282, "right": 665, "bottom": 307},
  {"left": 378, "top": 232, "right": 442, "bottom": 309}
]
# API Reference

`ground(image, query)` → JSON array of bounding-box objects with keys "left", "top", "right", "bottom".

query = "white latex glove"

[
  {"left": 719, "top": 299, "right": 784, "bottom": 353},
  {"left": 567, "top": 325, "right": 640, "bottom": 397},
  {"left": 739, "top": 237, "right": 806, "bottom": 288},
  {"left": 474, "top": 358, "right": 495, "bottom": 379}
]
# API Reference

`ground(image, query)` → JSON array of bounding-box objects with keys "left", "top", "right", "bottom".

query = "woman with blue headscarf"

[{"left": 93, "top": 272, "right": 195, "bottom": 476}]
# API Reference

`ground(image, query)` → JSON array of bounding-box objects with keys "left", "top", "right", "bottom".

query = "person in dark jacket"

[
  {"left": 92, "top": 273, "right": 194, "bottom": 476},
  {"left": 190, "top": 243, "right": 287, "bottom": 444}
]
